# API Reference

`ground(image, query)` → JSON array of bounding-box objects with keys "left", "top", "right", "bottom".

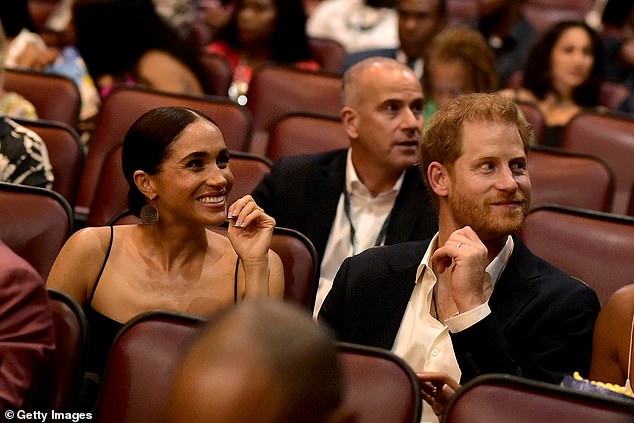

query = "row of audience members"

[
  {"left": 1, "top": 0, "right": 633, "bottom": 120},
  {"left": 2, "top": 59, "right": 633, "bottom": 420}
]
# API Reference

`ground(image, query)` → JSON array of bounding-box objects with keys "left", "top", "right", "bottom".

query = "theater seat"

[
  {"left": 560, "top": 111, "right": 634, "bottom": 214},
  {"left": 4, "top": 68, "right": 81, "bottom": 128},
  {"left": 528, "top": 146, "right": 614, "bottom": 212},
  {"left": 87, "top": 147, "right": 271, "bottom": 227},
  {"left": 520, "top": 205, "right": 634, "bottom": 304},
  {"left": 74, "top": 86, "right": 253, "bottom": 221},
  {"left": 14, "top": 117, "right": 84, "bottom": 207}
]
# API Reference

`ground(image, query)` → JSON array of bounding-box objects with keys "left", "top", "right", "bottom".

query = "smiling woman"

[{"left": 45, "top": 106, "right": 284, "bottom": 398}]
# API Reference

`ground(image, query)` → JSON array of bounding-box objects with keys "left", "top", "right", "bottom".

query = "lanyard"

[{"left": 342, "top": 188, "right": 392, "bottom": 255}]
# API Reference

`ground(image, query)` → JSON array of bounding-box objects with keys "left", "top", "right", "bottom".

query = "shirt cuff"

[{"left": 445, "top": 302, "right": 491, "bottom": 333}]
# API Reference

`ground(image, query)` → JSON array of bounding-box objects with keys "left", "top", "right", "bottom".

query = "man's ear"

[
  {"left": 427, "top": 161, "right": 450, "bottom": 198},
  {"left": 341, "top": 106, "right": 359, "bottom": 140},
  {"left": 133, "top": 170, "right": 157, "bottom": 200}
]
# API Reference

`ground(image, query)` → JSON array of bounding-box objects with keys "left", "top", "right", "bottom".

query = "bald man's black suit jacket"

[
  {"left": 319, "top": 236, "right": 601, "bottom": 384},
  {"left": 251, "top": 149, "right": 438, "bottom": 263}
]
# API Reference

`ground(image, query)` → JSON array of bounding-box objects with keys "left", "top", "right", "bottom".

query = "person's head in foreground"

[{"left": 167, "top": 299, "right": 356, "bottom": 423}]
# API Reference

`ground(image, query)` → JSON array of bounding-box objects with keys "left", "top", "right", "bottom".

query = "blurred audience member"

[
  {"left": 499, "top": 20, "right": 604, "bottom": 147},
  {"left": 206, "top": 0, "right": 318, "bottom": 104},
  {"left": 307, "top": 0, "right": 398, "bottom": 53},
  {"left": 0, "top": 240, "right": 55, "bottom": 414},
  {"left": 0, "top": 115, "right": 53, "bottom": 188},
  {"left": 589, "top": 284, "right": 634, "bottom": 391},
  {"left": 167, "top": 299, "right": 355, "bottom": 423},
  {"left": 73, "top": 0, "right": 211, "bottom": 98},
  {"left": 0, "top": 21, "right": 37, "bottom": 120},
  {"left": 343, "top": 0, "right": 447, "bottom": 78},
  {"left": 601, "top": 0, "right": 634, "bottom": 114},
  {"left": 422, "top": 27, "right": 498, "bottom": 123}
]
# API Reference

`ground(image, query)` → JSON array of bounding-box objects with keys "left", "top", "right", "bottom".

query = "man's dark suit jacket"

[
  {"left": 251, "top": 149, "right": 438, "bottom": 264},
  {"left": 319, "top": 236, "right": 601, "bottom": 384}
]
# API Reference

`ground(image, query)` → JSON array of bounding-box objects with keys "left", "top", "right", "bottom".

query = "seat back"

[
  {"left": 247, "top": 64, "right": 342, "bottom": 155},
  {"left": 338, "top": 343, "right": 422, "bottom": 423},
  {"left": 520, "top": 206, "right": 634, "bottom": 304},
  {"left": 14, "top": 117, "right": 84, "bottom": 206},
  {"left": 35, "top": 289, "right": 89, "bottom": 411},
  {"left": 74, "top": 86, "right": 253, "bottom": 219},
  {"left": 95, "top": 311, "right": 205, "bottom": 423},
  {"left": 0, "top": 182, "right": 73, "bottom": 278},
  {"left": 209, "top": 225, "right": 318, "bottom": 308},
  {"left": 560, "top": 111, "right": 634, "bottom": 214},
  {"left": 308, "top": 37, "right": 347, "bottom": 73},
  {"left": 267, "top": 112, "right": 348, "bottom": 161},
  {"left": 442, "top": 373, "right": 634, "bottom": 423},
  {"left": 528, "top": 146, "right": 614, "bottom": 212},
  {"left": 87, "top": 147, "right": 271, "bottom": 227},
  {"left": 4, "top": 68, "right": 81, "bottom": 128}
]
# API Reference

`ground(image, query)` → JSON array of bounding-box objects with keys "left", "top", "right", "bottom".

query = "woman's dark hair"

[
  {"left": 121, "top": 106, "right": 216, "bottom": 216},
  {"left": 522, "top": 20, "right": 604, "bottom": 107},
  {"left": 73, "top": 0, "right": 212, "bottom": 92},
  {"left": 218, "top": 0, "right": 312, "bottom": 63}
]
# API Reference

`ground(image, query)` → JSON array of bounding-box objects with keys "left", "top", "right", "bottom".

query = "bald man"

[
  {"left": 253, "top": 57, "right": 438, "bottom": 317},
  {"left": 167, "top": 299, "right": 355, "bottom": 423}
]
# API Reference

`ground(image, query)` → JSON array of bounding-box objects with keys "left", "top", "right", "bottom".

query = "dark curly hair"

[{"left": 522, "top": 20, "right": 604, "bottom": 107}]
